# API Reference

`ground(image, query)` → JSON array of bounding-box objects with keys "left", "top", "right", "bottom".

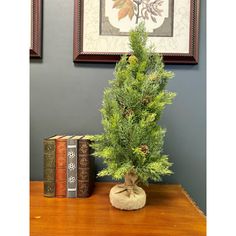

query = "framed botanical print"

[
  {"left": 30, "top": 0, "right": 42, "bottom": 58},
  {"left": 73, "top": 0, "right": 200, "bottom": 64}
]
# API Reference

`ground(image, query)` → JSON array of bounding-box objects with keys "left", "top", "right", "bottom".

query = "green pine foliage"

[{"left": 91, "top": 23, "right": 176, "bottom": 185}]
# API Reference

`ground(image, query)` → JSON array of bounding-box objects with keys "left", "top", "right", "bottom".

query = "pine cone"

[
  {"left": 142, "top": 95, "right": 152, "bottom": 105},
  {"left": 140, "top": 144, "right": 149, "bottom": 154},
  {"left": 124, "top": 108, "right": 134, "bottom": 117}
]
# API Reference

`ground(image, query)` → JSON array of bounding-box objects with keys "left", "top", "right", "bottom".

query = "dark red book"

[{"left": 55, "top": 135, "right": 72, "bottom": 197}]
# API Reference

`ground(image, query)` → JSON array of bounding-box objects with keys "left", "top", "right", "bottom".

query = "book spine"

[
  {"left": 67, "top": 139, "right": 78, "bottom": 198},
  {"left": 55, "top": 140, "right": 67, "bottom": 197},
  {"left": 43, "top": 139, "right": 56, "bottom": 197},
  {"left": 77, "top": 139, "right": 94, "bottom": 197}
]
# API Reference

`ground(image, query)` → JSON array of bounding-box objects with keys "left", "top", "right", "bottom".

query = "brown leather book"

[
  {"left": 77, "top": 137, "right": 95, "bottom": 197},
  {"left": 55, "top": 135, "right": 72, "bottom": 197},
  {"left": 43, "top": 135, "right": 63, "bottom": 197}
]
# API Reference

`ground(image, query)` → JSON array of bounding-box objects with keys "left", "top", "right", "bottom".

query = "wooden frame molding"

[
  {"left": 73, "top": 0, "right": 200, "bottom": 64},
  {"left": 30, "top": 0, "right": 42, "bottom": 59}
]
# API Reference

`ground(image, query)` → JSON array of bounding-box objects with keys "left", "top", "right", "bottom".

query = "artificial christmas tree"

[{"left": 91, "top": 23, "right": 176, "bottom": 210}]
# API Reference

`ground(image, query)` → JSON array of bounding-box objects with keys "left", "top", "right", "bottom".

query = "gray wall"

[{"left": 30, "top": 0, "right": 206, "bottom": 213}]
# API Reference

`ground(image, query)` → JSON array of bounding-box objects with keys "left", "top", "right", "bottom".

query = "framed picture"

[
  {"left": 73, "top": 0, "right": 200, "bottom": 64},
  {"left": 30, "top": 0, "right": 42, "bottom": 58}
]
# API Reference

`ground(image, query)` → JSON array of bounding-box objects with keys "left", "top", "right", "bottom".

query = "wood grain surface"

[{"left": 30, "top": 182, "right": 206, "bottom": 236}]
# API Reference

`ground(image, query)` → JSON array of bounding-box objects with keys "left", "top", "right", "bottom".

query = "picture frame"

[
  {"left": 30, "top": 0, "right": 42, "bottom": 58},
  {"left": 73, "top": 0, "right": 200, "bottom": 64}
]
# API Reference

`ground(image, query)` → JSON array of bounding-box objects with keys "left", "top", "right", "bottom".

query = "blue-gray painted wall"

[{"left": 30, "top": 0, "right": 206, "bottom": 213}]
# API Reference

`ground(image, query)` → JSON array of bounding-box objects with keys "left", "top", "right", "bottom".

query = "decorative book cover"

[
  {"left": 43, "top": 135, "right": 63, "bottom": 197},
  {"left": 55, "top": 135, "right": 72, "bottom": 197},
  {"left": 66, "top": 136, "right": 82, "bottom": 198},
  {"left": 78, "top": 137, "right": 95, "bottom": 198}
]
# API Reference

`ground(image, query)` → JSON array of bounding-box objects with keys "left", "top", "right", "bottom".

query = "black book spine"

[{"left": 78, "top": 138, "right": 94, "bottom": 198}]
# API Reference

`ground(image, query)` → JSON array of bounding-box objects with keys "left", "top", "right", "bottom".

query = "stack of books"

[{"left": 43, "top": 135, "right": 95, "bottom": 198}]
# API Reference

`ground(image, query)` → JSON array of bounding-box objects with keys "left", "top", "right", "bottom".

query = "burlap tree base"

[{"left": 109, "top": 172, "right": 146, "bottom": 210}]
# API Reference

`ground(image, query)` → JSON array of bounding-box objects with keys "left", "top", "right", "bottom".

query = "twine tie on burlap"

[{"left": 114, "top": 172, "right": 139, "bottom": 197}]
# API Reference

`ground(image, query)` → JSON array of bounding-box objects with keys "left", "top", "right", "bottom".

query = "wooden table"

[{"left": 30, "top": 182, "right": 206, "bottom": 236}]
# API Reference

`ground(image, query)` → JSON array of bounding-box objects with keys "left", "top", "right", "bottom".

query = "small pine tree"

[{"left": 91, "top": 23, "right": 176, "bottom": 188}]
